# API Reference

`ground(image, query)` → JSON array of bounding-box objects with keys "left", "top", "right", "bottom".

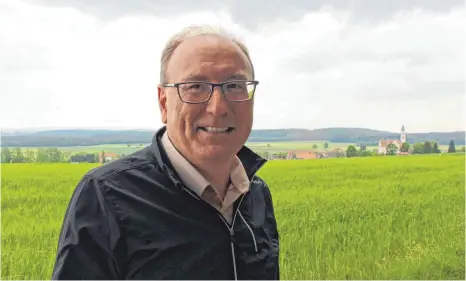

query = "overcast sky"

[{"left": 1, "top": 0, "right": 464, "bottom": 133}]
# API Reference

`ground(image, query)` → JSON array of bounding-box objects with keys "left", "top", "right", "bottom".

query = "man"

[{"left": 51, "top": 25, "right": 280, "bottom": 280}]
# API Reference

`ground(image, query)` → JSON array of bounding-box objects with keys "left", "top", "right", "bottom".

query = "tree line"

[
  {"left": 0, "top": 147, "right": 106, "bottom": 163},
  {"left": 345, "top": 140, "right": 463, "bottom": 158},
  {"left": 256, "top": 139, "right": 464, "bottom": 160},
  {"left": 2, "top": 140, "right": 462, "bottom": 163}
]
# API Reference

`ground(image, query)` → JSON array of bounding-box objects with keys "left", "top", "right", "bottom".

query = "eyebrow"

[
  {"left": 226, "top": 74, "right": 249, "bottom": 80},
  {"left": 183, "top": 74, "right": 209, "bottom": 82}
]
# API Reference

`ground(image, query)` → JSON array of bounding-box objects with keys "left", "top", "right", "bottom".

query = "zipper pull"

[{"left": 230, "top": 228, "right": 235, "bottom": 244}]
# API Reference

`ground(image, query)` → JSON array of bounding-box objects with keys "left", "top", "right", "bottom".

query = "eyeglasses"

[{"left": 162, "top": 80, "right": 259, "bottom": 104}]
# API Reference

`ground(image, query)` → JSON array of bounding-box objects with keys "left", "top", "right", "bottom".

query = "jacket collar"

[{"left": 151, "top": 126, "right": 267, "bottom": 182}]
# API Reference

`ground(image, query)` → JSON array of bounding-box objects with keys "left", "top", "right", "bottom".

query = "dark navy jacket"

[{"left": 51, "top": 126, "right": 280, "bottom": 280}]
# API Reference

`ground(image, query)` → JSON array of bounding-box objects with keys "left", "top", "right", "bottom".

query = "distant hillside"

[
  {"left": 1, "top": 129, "right": 155, "bottom": 147},
  {"left": 1, "top": 128, "right": 464, "bottom": 147},
  {"left": 248, "top": 128, "right": 465, "bottom": 145}
]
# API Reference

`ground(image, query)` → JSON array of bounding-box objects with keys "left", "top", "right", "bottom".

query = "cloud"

[
  {"left": 253, "top": 7, "right": 465, "bottom": 103},
  {"left": 26, "top": 0, "right": 464, "bottom": 29},
  {"left": 0, "top": 0, "right": 464, "bottom": 133}
]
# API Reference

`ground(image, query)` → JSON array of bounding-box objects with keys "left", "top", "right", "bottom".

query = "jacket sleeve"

[{"left": 51, "top": 175, "right": 122, "bottom": 280}]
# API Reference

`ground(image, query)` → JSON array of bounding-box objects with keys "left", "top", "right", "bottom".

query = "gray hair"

[{"left": 159, "top": 25, "right": 255, "bottom": 83}]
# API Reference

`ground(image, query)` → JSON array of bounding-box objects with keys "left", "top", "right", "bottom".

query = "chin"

[{"left": 195, "top": 144, "right": 238, "bottom": 161}]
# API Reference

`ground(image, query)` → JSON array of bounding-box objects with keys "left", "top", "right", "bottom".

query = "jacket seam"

[
  {"left": 94, "top": 176, "right": 123, "bottom": 278},
  {"left": 57, "top": 174, "right": 90, "bottom": 252},
  {"left": 90, "top": 161, "right": 155, "bottom": 182}
]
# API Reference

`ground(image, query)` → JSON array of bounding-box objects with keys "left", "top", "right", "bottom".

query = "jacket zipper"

[
  {"left": 178, "top": 181, "right": 246, "bottom": 280},
  {"left": 217, "top": 194, "right": 246, "bottom": 281},
  {"left": 173, "top": 171, "right": 261, "bottom": 280}
]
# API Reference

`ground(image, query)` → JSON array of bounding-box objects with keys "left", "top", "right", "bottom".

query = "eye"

[
  {"left": 188, "top": 84, "right": 201, "bottom": 89},
  {"left": 226, "top": 83, "right": 244, "bottom": 89}
]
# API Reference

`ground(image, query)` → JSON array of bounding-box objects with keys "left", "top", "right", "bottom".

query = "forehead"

[{"left": 166, "top": 35, "right": 252, "bottom": 82}]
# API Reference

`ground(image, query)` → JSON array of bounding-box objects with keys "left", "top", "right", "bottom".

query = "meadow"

[{"left": 1, "top": 153, "right": 465, "bottom": 279}]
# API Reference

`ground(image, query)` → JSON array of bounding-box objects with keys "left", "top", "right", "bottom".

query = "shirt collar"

[{"left": 160, "top": 131, "right": 210, "bottom": 197}]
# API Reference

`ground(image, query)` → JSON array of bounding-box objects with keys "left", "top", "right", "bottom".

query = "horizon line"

[{"left": 1, "top": 126, "right": 464, "bottom": 135}]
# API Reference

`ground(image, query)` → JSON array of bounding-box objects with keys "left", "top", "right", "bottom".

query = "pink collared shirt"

[{"left": 161, "top": 131, "right": 250, "bottom": 224}]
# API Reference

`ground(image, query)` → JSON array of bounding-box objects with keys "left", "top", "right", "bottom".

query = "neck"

[{"left": 194, "top": 159, "right": 232, "bottom": 199}]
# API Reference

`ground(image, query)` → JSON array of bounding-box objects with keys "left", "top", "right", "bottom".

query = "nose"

[{"left": 205, "top": 86, "right": 229, "bottom": 116}]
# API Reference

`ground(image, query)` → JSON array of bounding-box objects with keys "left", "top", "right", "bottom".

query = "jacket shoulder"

[
  {"left": 86, "top": 146, "right": 157, "bottom": 181},
  {"left": 250, "top": 175, "right": 275, "bottom": 202},
  {"left": 251, "top": 175, "right": 267, "bottom": 186}
]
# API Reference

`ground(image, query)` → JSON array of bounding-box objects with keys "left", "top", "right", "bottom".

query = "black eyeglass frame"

[{"left": 161, "top": 80, "right": 259, "bottom": 104}]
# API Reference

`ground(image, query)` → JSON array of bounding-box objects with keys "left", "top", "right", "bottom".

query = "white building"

[{"left": 378, "top": 126, "right": 407, "bottom": 154}]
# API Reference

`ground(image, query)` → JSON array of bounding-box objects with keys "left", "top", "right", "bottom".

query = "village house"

[
  {"left": 324, "top": 148, "right": 346, "bottom": 158},
  {"left": 378, "top": 126, "right": 407, "bottom": 155},
  {"left": 286, "top": 150, "right": 324, "bottom": 160},
  {"left": 99, "top": 152, "right": 118, "bottom": 163}
]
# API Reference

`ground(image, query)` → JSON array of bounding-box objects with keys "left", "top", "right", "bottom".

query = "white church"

[{"left": 378, "top": 126, "right": 408, "bottom": 155}]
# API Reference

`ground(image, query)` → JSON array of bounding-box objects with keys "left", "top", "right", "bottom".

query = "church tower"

[{"left": 400, "top": 125, "right": 406, "bottom": 143}]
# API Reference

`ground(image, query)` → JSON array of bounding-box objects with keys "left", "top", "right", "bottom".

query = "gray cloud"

[
  {"left": 25, "top": 0, "right": 225, "bottom": 21},
  {"left": 268, "top": 4, "right": 465, "bottom": 103},
  {"left": 280, "top": 51, "right": 464, "bottom": 103},
  {"left": 2, "top": 0, "right": 464, "bottom": 131},
  {"left": 228, "top": 0, "right": 464, "bottom": 29},
  {"left": 27, "top": 0, "right": 464, "bottom": 29},
  {"left": 285, "top": 51, "right": 432, "bottom": 76}
]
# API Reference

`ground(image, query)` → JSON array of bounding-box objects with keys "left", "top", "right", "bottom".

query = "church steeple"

[{"left": 400, "top": 125, "right": 406, "bottom": 143}]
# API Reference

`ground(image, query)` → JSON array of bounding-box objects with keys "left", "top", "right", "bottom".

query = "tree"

[
  {"left": 101, "top": 150, "right": 106, "bottom": 163},
  {"left": 385, "top": 144, "right": 398, "bottom": 155},
  {"left": 346, "top": 145, "right": 357, "bottom": 157},
  {"left": 47, "top": 148, "right": 63, "bottom": 163},
  {"left": 312, "top": 144, "right": 318, "bottom": 149},
  {"left": 448, "top": 140, "right": 456, "bottom": 153},
  {"left": 431, "top": 142, "right": 440, "bottom": 153},
  {"left": 12, "top": 147, "right": 25, "bottom": 163},
  {"left": 36, "top": 148, "right": 49, "bottom": 162},
  {"left": 423, "top": 141, "right": 432, "bottom": 154},
  {"left": 263, "top": 151, "right": 269, "bottom": 160},
  {"left": 25, "top": 149, "right": 36, "bottom": 162},
  {"left": 70, "top": 153, "right": 98, "bottom": 163},
  {"left": 278, "top": 152, "right": 288, "bottom": 159},
  {"left": 324, "top": 142, "right": 329, "bottom": 150},
  {"left": 358, "top": 144, "right": 367, "bottom": 151},
  {"left": 358, "top": 150, "right": 374, "bottom": 157},
  {"left": 400, "top": 142, "right": 410, "bottom": 153},
  {"left": 1, "top": 148, "right": 12, "bottom": 163},
  {"left": 412, "top": 142, "right": 425, "bottom": 154}
]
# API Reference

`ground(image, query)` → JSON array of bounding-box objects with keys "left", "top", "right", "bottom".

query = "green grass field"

[{"left": 1, "top": 154, "right": 465, "bottom": 279}]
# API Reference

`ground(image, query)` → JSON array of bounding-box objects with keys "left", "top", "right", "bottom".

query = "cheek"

[
  {"left": 234, "top": 104, "right": 253, "bottom": 125},
  {"left": 167, "top": 100, "right": 186, "bottom": 128},
  {"left": 173, "top": 104, "right": 204, "bottom": 130}
]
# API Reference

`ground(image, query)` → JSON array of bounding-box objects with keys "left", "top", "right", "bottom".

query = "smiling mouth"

[{"left": 197, "top": 126, "right": 235, "bottom": 133}]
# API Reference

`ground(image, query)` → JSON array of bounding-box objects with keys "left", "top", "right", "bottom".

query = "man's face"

[{"left": 158, "top": 35, "right": 254, "bottom": 164}]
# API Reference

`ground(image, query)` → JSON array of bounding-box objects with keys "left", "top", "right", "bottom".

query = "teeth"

[{"left": 203, "top": 127, "right": 229, "bottom": 132}]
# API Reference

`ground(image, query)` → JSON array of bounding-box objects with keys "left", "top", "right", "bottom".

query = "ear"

[{"left": 157, "top": 85, "right": 168, "bottom": 124}]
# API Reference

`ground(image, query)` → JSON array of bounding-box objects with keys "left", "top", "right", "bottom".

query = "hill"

[{"left": 1, "top": 128, "right": 464, "bottom": 147}]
